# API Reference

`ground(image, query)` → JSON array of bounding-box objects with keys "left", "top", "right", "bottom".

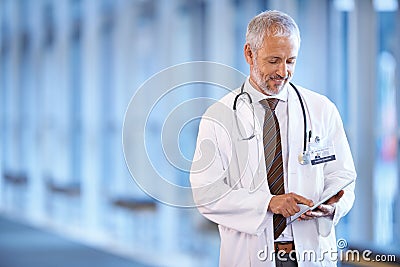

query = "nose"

[{"left": 276, "top": 63, "right": 288, "bottom": 78}]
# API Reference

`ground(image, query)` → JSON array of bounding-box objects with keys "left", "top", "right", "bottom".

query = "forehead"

[{"left": 257, "top": 35, "right": 299, "bottom": 57}]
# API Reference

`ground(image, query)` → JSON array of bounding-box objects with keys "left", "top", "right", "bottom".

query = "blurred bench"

[
  {"left": 3, "top": 172, "right": 28, "bottom": 186},
  {"left": 45, "top": 178, "right": 80, "bottom": 197},
  {"left": 111, "top": 196, "right": 156, "bottom": 211}
]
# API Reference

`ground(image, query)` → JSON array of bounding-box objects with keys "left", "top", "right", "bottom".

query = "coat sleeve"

[
  {"left": 190, "top": 110, "right": 273, "bottom": 236},
  {"left": 318, "top": 103, "right": 357, "bottom": 237}
]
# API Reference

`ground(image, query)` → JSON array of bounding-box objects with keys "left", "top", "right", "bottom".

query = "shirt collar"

[{"left": 244, "top": 76, "right": 289, "bottom": 103}]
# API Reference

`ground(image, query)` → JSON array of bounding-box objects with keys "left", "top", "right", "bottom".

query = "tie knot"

[{"left": 260, "top": 98, "right": 279, "bottom": 111}]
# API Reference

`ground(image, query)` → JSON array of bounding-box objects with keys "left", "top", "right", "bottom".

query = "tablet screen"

[{"left": 287, "top": 179, "right": 355, "bottom": 225}]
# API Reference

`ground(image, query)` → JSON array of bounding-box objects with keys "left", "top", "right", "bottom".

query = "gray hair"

[{"left": 246, "top": 10, "right": 301, "bottom": 53}]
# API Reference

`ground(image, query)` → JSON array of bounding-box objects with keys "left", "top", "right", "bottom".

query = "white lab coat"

[{"left": 190, "top": 82, "right": 356, "bottom": 267}]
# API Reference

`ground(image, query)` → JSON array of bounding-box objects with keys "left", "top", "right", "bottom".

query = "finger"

[
  {"left": 300, "top": 213, "right": 314, "bottom": 220},
  {"left": 282, "top": 210, "right": 291, "bottom": 218},
  {"left": 292, "top": 193, "right": 314, "bottom": 207},
  {"left": 309, "top": 210, "right": 324, "bottom": 217},
  {"left": 287, "top": 206, "right": 300, "bottom": 217},
  {"left": 305, "top": 210, "right": 313, "bottom": 216},
  {"left": 317, "top": 205, "right": 328, "bottom": 213},
  {"left": 318, "top": 204, "right": 335, "bottom": 215},
  {"left": 298, "top": 210, "right": 315, "bottom": 221},
  {"left": 286, "top": 206, "right": 299, "bottom": 217},
  {"left": 305, "top": 210, "right": 318, "bottom": 218}
]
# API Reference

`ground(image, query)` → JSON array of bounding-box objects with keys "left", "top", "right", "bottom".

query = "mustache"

[{"left": 270, "top": 74, "right": 291, "bottom": 80}]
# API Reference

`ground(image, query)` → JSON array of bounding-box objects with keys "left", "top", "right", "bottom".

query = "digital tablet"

[{"left": 287, "top": 179, "right": 355, "bottom": 225}]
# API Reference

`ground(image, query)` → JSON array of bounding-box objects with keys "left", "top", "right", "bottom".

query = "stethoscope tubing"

[
  {"left": 289, "top": 82, "right": 307, "bottom": 154},
  {"left": 233, "top": 81, "right": 308, "bottom": 155}
]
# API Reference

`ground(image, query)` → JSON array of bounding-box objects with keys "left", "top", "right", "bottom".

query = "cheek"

[{"left": 258, "top": 65, "right": 275, "bottom": 77}]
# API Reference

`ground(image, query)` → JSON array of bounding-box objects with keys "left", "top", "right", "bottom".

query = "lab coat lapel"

[
  {"left": 231, "top": 95, "right": 266, "bottom": 191},
  {"left": 230, "top": 98, "right": 257, "bottom": 189},
  {"left": 287, "top": 85, "right": 305, "bottom": 176}
]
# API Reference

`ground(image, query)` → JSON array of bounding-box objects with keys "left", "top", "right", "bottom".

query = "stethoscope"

[{"left": 233, "top": 81, "right": 312, "bottom": 166}]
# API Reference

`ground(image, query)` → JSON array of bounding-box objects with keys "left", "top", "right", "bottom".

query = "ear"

[{"left": 244, "top": 44, "right": 254, "bottom": 65}]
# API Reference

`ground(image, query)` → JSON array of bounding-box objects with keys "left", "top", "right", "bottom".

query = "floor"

[
  {"left": 1, "top": 214, "right": 398, "bottom": 267},
  {"left": 0, "top": 215, "right": 153, "bottom": 267}
]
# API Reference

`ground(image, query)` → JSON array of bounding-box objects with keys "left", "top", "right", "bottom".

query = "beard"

[{"left": 251, "top": 60, "right": 290, "bottom": 96}]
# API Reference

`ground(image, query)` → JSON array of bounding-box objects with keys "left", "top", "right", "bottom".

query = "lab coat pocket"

[{"left": 317, "top": 217, "right": 334, "bottom": 237}]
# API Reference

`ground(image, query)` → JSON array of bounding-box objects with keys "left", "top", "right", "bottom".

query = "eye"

[{"left": 287, "top": 59, "right": 296, "bottom": 64}]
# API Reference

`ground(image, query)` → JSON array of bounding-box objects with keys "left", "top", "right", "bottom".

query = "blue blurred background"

[{"left": 0, "top": 0, "right": 399, "bottom": 266}]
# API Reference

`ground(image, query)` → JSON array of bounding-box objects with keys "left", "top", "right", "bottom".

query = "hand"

[
  {"left": 325, "top": 189, "right": 344, "bottom": 205},
  {"left": 268, "top": 193, "right": 314, "bottom": 218},
  {"left": 299, "top": 190, "right": 344, "bottom": 220}
]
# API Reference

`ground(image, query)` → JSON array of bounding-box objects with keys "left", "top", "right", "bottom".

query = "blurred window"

[{"left": 374, "top": 10, "right": 398, "bottom": 249}]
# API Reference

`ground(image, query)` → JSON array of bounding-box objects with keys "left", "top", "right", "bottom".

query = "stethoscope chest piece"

[{"left": 298, "top": 151, "right": 310, "bottom": 165}]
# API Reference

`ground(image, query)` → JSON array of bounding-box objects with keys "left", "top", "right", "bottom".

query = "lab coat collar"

[{"left": 244, "top": 76, "right": 289, "bottom": 103}]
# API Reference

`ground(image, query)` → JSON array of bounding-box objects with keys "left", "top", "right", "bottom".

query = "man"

[{"left": 190, "top": 10, "right": 356, "bottom": 267}]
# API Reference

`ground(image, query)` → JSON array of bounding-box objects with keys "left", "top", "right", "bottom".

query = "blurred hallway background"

[{"left": 0, "top": 0, "right": 399, "bottom": 266}]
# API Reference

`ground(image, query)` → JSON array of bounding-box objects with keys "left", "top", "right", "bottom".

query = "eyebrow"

[{"left": 264, "top": 56, "right": 297, "bottom": 61}]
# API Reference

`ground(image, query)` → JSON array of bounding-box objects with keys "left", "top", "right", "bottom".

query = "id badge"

[{"left": 308, "top": 138, "right": 336, "bottom": 165}]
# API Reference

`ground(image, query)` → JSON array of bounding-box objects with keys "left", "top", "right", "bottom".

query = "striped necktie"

[{"left": 260, "top": 98, "right": 286, "bottom": 240}]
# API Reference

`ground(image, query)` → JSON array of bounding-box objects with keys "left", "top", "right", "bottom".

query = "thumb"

[{"left": 325, "top": 190, "right": 344, "bottom": 205}]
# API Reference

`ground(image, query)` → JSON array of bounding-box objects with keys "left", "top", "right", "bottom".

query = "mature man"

[{"left": 190, "top": 10, "right": 356, "bottom": 267}]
